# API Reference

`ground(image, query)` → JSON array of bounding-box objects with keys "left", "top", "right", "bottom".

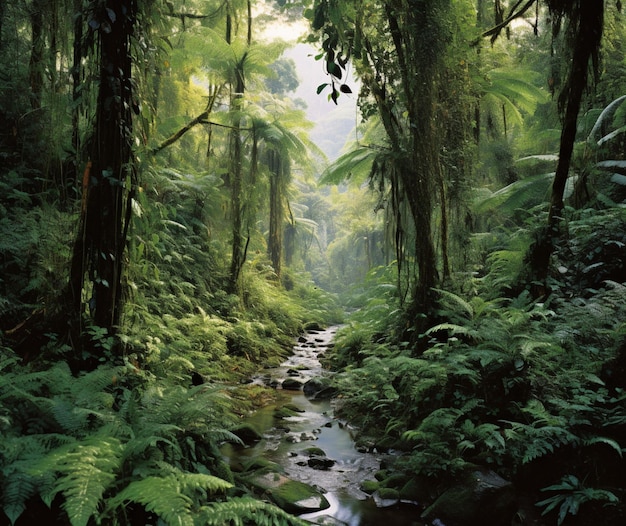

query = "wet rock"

[
  {"left": 315, "top": 386, "right": 338, "bottom": 400},
  {"left": 359, "top": 480, "right": 379, "bottom": 494},
  {"left": 247, "top": 472, "right": 330, "bottom": 514},
  {"left": 298, "top": 336, "right": 307, "bottom": 343},
  {"left": 302, "top": 446, "right": 327, "bottom": 457},
  {"left": 373, "top": 488, "right": 400, "bottom": 508},
  {"left": 274, "top": 405, "right": 299, "bottom": 419},
  {"left": 308, "top": 455, "right": 336, "bottom": 470},
  {"left": 309, "top": 516, "right": 348, "bottom": 526},
  {"left": 281, "top": 378, "right": 303, "bottom": 390},
  {"left": 421, "top": 469, "right": 515, "bottom": 526},
  {"left": 303, "top": 378, "right": 337, "bottom": 399}
]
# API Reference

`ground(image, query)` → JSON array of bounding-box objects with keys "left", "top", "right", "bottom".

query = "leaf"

[
  {"left": 583, "top": 436, "right": 623, "bottom": 458},
  {"left": 316, "top": 83, "right": 329, "bottom": 94},
  {"left": 340, "top": 84, "right": 352, "bottom": 94},
  {"left": 319, "top": 146, "right": 377, "bottom": 185}
]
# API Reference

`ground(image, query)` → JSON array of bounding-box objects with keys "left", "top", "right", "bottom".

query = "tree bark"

[
  {"left": 67, "top": 0, "right": 136, "bottom": 342},
  {"left": 529, "top": 1, "right": 604, "bottom": 282}
]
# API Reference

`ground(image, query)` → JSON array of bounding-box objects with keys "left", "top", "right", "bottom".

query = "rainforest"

[{"left": 1, "top": 1, "right": 626, "bottom": 525}]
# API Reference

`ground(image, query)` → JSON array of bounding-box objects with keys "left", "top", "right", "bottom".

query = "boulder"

[
  {"left": 373, "top": 488, "right": 400, "bottom": 508},
  {"left": 307, "top": 455, "right": 335, "bottom": 470},
  {"left": 248, "top": 472, "right": 330, "bottom": 514},
  {"left": 303, "top": 378, "right": 337, "bottom": 399},
  {"left": 281, "top": 378, "right": 303, "bottom": 390},
  {"left": 421, "top": 469, "right": 516, "bottom": 526}
]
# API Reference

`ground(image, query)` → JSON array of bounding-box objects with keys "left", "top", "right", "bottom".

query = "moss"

[
  {"left": 270, "top": 480, "right": 330, "bottom": 514},
  {"left": 380, "top": 473, "right": 409, "bottom": 489},
  {"left": 359, "top": 480, "right": 380, "bottom": 494},
  {"left": 377, "top": 487, "right": 400, "bottom": 500},
  {"left": 302, "top": 446, "right": 327, "bottom": 457},
  {"left": 399, "top": 478, "right": 430, "bottom": 503},
  {"left": 283, "top": 403, "right": 304, "bottom": 413},
  {"left": 374, "top": 470, "right": 389, "bottom": 481},
  {"left": 273, "top": 405, "right": 299, "bottom": 419},
  {"left": 242, "top": 457, "right": 282, "bottom": 474}
]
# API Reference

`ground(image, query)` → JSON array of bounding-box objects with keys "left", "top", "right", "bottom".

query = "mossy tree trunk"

[{"left": 67, "top": 0, "right": 136, "bottom": 346}]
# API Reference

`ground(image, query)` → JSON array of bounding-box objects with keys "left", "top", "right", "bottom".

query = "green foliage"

[
  {"left": 199, "top": 496, "right": 309, "bottom": 526},
  {"left": 536, "top": 475, "right": 619, "bottom": 526},
  {"left": 0, "top": 358, "right": 264, "bottom": 526}
]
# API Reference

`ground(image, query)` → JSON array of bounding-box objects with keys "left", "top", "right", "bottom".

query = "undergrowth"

[{"left": 328, "top": 207, "right": 626, "bottom": 524}]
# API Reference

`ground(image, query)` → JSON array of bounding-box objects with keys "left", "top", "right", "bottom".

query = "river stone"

[
  {"left": 302, "top": 446, "right": 327, "bottom": 457},
  {"left": 303, "top": 377, "right": 337, "bottom": 399},
  {"left": 308, "top": 455, "right": 335, "bottom": 470},
  {"left": 309, "top": 516, "right": 348, "bottom": 526},
  {"left": 250, "top": 473, "right": 330, "bottom": 514},
  {"left": 281, "top": 378, "right": 303, "bottom": 390},
  {"left": 372, "top": 488, "right": 400, "bottom": 508},
  {"left": 421, "top": 469, "right": 515, "bottom": 526}
]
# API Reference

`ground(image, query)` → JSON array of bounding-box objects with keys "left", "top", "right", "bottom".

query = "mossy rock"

[
  {"left": 359, "top": 480, "right": 380, "bottom": 494},
  {"left": 304, "top": 322, "right": 324, "bottom": 331},
  {"left": 231, "top": 423, "right": 263, "bottom": 445},
  {"left": 274, "top": 405, "right": 299, "bottom": 419},
  {"left": 421, "top": 469, "right": 515, "bottom": 526},
  {"left": 374, "top": 470, "right": 389, "bottom": 482},
  {"left": 373, "top": 488, "right": 400, "bottom": 508},
  {"left": 242, "top": 457, "right": 283, "bottom": 474},
  {"left": 283, "top": 403, "right": 304, "bottom": 413},
  {"left": 378, "top": 487, "right": 400, "bottom": 500},
  {"left": 302, "top": 446, "right": 327, "bottom": 457},
  {"left": 380, "top": 473, "right": 409, "bottom": 489},
  {"left": 399, "top": 477, "right": 431, "bottom": 504},
  {"left": 281, "top": 378, "right": 304, "bottom": 391},
  {"left": 270, "top": 479, "right": 330, "bottom": 514}
]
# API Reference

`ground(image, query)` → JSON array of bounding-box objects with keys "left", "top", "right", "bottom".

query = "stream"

[{"left": 222, "top": 325, "right": 426, "bottom": 526}]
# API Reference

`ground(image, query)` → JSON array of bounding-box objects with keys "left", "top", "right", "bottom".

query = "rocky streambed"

[{"left": 222, "top": 325, "right": 424, "bottom": 525}]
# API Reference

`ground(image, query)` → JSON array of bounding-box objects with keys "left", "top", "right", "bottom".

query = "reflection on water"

[{"left": 222, "top": 326, "right": 429, "bottom": 526}]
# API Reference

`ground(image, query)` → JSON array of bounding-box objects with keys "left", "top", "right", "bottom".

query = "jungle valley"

[{"left": 2, "top": 1, "right": 626, "bottom": 525}]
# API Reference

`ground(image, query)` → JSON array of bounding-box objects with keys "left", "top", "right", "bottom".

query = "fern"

[
  {"left": 199, "top": 496, "right": 309, "bottom": 526},
  {"left": 32, "top": 436, "right": 123, "bottom": 526},
  {"left": 108, "top": 469, "right": 233, "bottom": 526}
]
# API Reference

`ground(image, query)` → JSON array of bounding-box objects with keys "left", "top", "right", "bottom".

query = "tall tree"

[
  {"left": 528, "top": 0, "right": 605, "bottom": 281},
  {"left": 308, "top": 0, "right": 475, "bottom": 342},
  {"left": 67, "top": 0, "right": 138, "bottom": 346}
]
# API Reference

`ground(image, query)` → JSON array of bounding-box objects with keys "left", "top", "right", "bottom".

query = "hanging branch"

[{"left": 472, "top": 0, "right": 538, "bottom": 45}]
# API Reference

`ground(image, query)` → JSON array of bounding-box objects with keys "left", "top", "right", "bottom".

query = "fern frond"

[
  {"left": 199, "top": 496, "right": 309, "bottom": 526},
  {"left": 425, "top": 322, "right": 478, "bottom": 339},
  {"left": 109, "top": 470, "right": 232, "bottom": 526},
  {"left": 32, "top": 436, "right": 123, "bottom": 526},
  {"left": 433, "top": 288, "right": 474, "bottom": 318}
]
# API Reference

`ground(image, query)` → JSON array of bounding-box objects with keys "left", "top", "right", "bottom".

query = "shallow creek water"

[{"left": 222, "top": 326, "right": 426, "bottom": 526}]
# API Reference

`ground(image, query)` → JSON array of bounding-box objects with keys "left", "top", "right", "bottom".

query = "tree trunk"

[
  {"left": 529, "top": 1, "right": 604, "bottom": 282},
  {"left": 228, "top": 60, "right": 246, "bottom": 293},
  {"left": 29, "top": 0, "right": 45, "bottom": 110},
  {"left": 67, "top": 0, "right": 136, "bottom": 343},
  {"left": 268, "top": 149, "right": 283, "bottom": 278}
]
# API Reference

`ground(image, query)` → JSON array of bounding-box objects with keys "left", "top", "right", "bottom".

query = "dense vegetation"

[{"left": 1, "top": 1, "right": 626, "bottom": 525}]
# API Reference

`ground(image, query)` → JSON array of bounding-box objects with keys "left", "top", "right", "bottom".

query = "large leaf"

[
  {"left": 319, "top": 146, "right": 377, "bottom": 185},
  {"left": 473, "top": 172, "right": 554, "bottom": 217}
]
